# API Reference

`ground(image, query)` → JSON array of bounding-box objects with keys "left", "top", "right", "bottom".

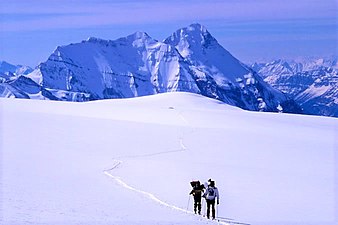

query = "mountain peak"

[
  {"left": 187, "top": 23, "right": 208, "bottom": 34},
  {"left": 164, "top": 23, "right": 248, "bottom": 81},
  {"left": 0, "top": 60, "right": 33, "bottom": 75},
  {"left": 121, "top": 31, "right": 154, "bottom": 43},
  {"left": 164, "top": 23, "right": 217, "bottom": 52},
  {"left": 114, "top": 31, "right": 157, "bottom": 48},
  {"left": 85, "top": 37, "right": 113, "bottom": 46},
  {"left": 87, "top": 37, "right": 101, "bottom": 42},
  {"left": 174, "top": 23, "right": 211, "bottom": 41},
  {"left": 129, "top": 31, "right": 151, "bottom": 40}
]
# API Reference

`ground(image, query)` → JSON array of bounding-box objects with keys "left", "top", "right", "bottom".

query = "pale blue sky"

[{"left": 1, "top": 0, "right": 337, "bottom": 67}]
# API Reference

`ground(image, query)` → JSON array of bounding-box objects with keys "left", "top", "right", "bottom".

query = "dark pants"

[
  {"left": 206, "top": 199, "right": 215, "bottom": 219},
  {"left": 194, "top": 196, "right": 202, "bottom": 214}
]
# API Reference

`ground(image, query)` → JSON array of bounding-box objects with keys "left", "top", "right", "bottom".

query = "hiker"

[
  {"left": 203, "top": 179, "right": 219, "bottom": 219},
  {"left": 189, "top": 180, "right": 205, "bottom": 214}
]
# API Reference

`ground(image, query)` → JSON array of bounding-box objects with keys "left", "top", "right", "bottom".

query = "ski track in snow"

[
  {"left": 103, "top": 139, "right": 233, "bottom": 225},
  {"left": 102, "top": 109, "right": 249, "bottom": 225},
  {"left": 103, "top": 165, "right": 231, "bottom": 225},
  {"left": 102, "top": 130, "right": 194, "bottom": 218},
  {"left": 103, "top": 160, "right": 250, "bottom": 225},
  {"left": 102, "top": 109, "right": 198, "bottom": 222}
]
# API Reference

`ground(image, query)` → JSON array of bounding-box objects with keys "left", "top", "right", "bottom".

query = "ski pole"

[{"left": 186, "top": 195, "right": 191, "bottom": 211}]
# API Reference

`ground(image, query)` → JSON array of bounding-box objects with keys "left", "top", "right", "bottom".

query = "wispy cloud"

[{"left": 1, "top": 0, "right": 336, "bottom": 32}]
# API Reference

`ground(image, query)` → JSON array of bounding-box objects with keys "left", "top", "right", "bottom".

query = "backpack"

[
  {"left": 207, "top": 187, "right": 216, "bottom": 200},
  {"left": 190, "top": 180, "right": 200, "bottom": 188}
]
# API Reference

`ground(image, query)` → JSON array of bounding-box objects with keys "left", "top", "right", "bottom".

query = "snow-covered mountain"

[
  {"left": 0, "top": 61, "right": 37, "bottom": 98},
  {"left": 1, "top": 23, "right": 301, "bottom": 114},
  {"left": 33, "top": 31, "right": 199, "bottom": 100},
  {"left": 0, "top": 60, "right": 33, "bottom": 78},
  {"left": 0, "top": 76, "right": 51, "bottom": 99},
  {"left": 252, "top": 57, "right": 338, "bottom": 117},
  {"left": 163, "top": 24, "right": 300, "bottom": 113}
]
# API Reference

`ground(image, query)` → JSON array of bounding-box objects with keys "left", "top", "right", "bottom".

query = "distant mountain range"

[
  {"left": 2, "top": 23, "right": 337, "bottom": 117},
  {"left": 251, "top": 57, "right": 338, "bottom": 117},
  {"left": 0, "top": 61, "right": 33, "bottom": 81}
]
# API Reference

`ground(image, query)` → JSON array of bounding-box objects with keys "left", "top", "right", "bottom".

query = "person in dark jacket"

[
  {"left": 189, "top": 180, "right": 204, "bottom": 214},
  {"left": 203, "top": 179, "right": 219, "bottom": 219}
]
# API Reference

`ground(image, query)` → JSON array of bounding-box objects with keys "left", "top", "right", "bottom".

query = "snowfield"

[{"left": 1, "top": 92, "right": 337, "bottom": 225}]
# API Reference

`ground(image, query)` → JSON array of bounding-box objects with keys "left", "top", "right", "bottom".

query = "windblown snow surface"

[{"left": 0, "top": 92, "right": 337, "bottom": 225}]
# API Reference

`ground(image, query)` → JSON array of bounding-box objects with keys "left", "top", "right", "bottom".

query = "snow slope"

[{"left": 1, "top": 92, "right": 337, "bottom": 225}]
